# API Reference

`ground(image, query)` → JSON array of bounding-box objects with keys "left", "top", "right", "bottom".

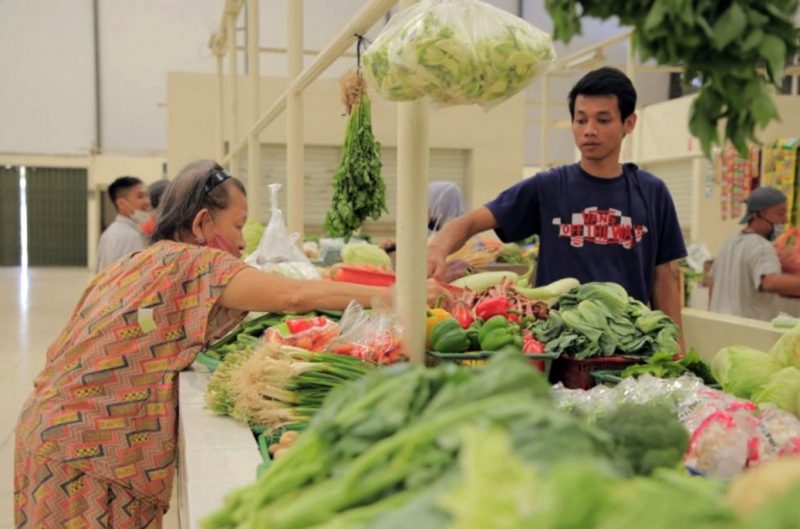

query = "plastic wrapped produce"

[{"left": 362, "top": 0, "right": 556, "bottom": 108}]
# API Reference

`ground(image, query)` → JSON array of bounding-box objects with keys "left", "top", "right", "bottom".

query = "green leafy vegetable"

[
  {"left": 768, "top": 322, "right": 800, "bottom": 368},
  {"left": 751, "top": 366, "right": 800, "bottom": 416},
  {"left": 595, "top": 403, "right": 689, "bottom": 476},
  {"left": 531, "top": 282, "right": 680, "bottom": 358},
  {"left": 324, "top": 92, "right": 387, "bottom": 239},
  {"left": 623, "top": 349, "right": 717, "bottom": 384},
  {"left": 545, "top": 0, "right": 800, "bottom": 156},
  {"left": 341, "top": 242, "right": 393, "bottom": 270},
  {"left": 711, "top": 345, "right": 781, "bottom": 399},
  {"left": 596, "top": 470, "right": 741, "bottom": 529},
  {"left": 242, "top": 218, "right": 264, "bottom": 258}
]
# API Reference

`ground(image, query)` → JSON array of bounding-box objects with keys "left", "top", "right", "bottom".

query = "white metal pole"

[
  {"left": 227, "top": 12, "right": 240, "bottom": 178},
  {"left": 540, "top": 73, "right": 549, "bottom": 169},
  {"left": 216, "top": 52, "right": 226, "bottom": 163},
  {"left": 396, "top": 0, "right": 429, "bottom": 365},
  {"left": 624, "top": 35, "right": 636, "bottom": 162},
  {"left": 286, "top": 0, "right": 305, "bottom": 238},
  {"left": 247, "top": 0, "right": 261, "bottom": 220}
]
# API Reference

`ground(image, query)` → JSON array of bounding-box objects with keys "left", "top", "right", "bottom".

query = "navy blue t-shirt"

[{"left": 485, "top": 163, "right": 687, "bottom": 303}]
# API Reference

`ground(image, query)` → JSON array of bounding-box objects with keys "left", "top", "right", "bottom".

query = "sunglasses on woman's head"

[{"left": 204, "top": 169, "right": 232, "bottom": 195}]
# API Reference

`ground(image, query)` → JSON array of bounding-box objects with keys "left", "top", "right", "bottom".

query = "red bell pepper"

[
  {"left": 475, "top": 297, "right": 509, "bottom": 320},
  {"left": 453, "top": 304, "right": 474, "bottom": 329}
]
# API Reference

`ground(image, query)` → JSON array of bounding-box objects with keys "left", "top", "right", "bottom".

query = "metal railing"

[{"left": 210, "top": 0, "right": 429, "bottom": 363}]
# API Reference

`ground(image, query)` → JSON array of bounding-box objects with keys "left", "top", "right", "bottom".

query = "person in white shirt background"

[
  {"left": 96, "top": 176, "right": 151, "bottom": 271},
  {"left": 709, "top": 186, "right": 800, "bottom": 320}
]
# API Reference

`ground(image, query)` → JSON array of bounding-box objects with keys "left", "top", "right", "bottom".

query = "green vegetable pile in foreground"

[
  {"left": 202, "top": 352, "right": 745, "bottom": 529},
  {"left": 531, "top": 282, "right": 680, "bottom": 358},
  {"left": 203, "top": 352, "right": 615, "bottom": 528},
  {"left": 363, "top": 0, "right": 556, "bottom": 107},
  {"left": 545, "top": 0, "right": 799, "bottom": 156}
]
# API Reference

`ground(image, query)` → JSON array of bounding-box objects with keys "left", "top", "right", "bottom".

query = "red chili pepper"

[
  {"left": 475, "top": 297, "right": 509, "bottom": 320},
  {"left": 453, "top": 305, "right": 474, "bottom": 329}
]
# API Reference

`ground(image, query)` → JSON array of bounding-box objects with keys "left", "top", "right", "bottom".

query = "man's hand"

[
  {"left": 426, "top": 206, "right": 499, "bottom": 280},
  {"left": 427, "top": 245, "right": 448, "bottom": 280}
]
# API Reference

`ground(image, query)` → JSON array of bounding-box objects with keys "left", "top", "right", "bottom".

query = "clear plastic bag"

[
  {"left": 328, "top": 300, "right": 404, "bottom": 364},
  {"left": 362, "top": 0, "right": 556, "bottom": 109},
  {"left": 245, "top": 184, "right": 321, "bottom": 280},
  {"left": 263, "top": 316, "right": 340, "bottom": 352}
]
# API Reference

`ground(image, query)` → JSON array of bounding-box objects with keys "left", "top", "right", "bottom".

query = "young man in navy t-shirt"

[{"left": 427, "top": 67, "right": 687, "bottom": 336}]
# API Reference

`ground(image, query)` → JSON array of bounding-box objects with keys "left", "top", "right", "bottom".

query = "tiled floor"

[{"left": 0, "top": 267, "right": 179, "bottom": 528}]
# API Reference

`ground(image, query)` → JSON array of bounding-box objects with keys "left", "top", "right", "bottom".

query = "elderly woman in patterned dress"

[{"left": 13, "top": 160, "right": 426, "bottom": 528}]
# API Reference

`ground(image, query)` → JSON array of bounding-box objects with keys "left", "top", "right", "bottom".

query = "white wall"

[
  {"left": 0, "top": 0, "right": 654, "bottom": 165},
  {"left": 0, "top": 0, "right": 95, "bottom": 154}
]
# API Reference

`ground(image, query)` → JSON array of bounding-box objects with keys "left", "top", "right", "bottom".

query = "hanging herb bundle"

[
  {"left": 324, "top": 68, "right": 387, "bottom": 239},
  {"left": 545, "top": 0, "right": 799, "bottom": 157}
]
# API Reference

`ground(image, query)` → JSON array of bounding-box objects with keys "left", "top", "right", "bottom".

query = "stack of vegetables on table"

[
  {"left": 555, "top": 371, "right": 800, "bottom": 481},
  {"left": 530, "top": 282, "right": 681, "bottom": 359},
  {"left": 363, "top": 0, "right": 556, "bottom": 107},
  {"left": 202, "top": 352, "right": 800, "bottom": 529}
]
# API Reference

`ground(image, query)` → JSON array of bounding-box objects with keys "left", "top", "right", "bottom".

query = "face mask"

[
  {"left": 200, "top": 213, "right": 241, "bottom": 257},
  {"left": 206, "top": 234, "right": 241, "bottom": 257},
  {"left": 130, "top": 209, "right": 150, "bottom": 224},
  {"left": 771, "top": 223, "right": 787, "bottom": 241}
]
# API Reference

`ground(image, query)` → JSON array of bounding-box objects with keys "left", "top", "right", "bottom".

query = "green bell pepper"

[
  {"left": 477, "top": 315, "right": 522, "bottom": 351},
  {"left": 430, "top": 318, "right": 470, "bottom": 353}
]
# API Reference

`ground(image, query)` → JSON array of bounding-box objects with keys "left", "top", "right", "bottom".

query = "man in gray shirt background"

[
  {"left": 96, "top": 176, "right": 150, "bottom": 271},
  {"left": 710, "top": 186, "right": 800, "bottom": 320}
]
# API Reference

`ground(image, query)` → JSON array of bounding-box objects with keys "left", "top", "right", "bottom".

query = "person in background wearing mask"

[
  {"left": 138, "top": 179, "right": 171, "bottom": 238},
  {"left": 96, "top": 176, "right": 150, "bottom": 271},
  {"left": 709, "top": 186, "right": 800, "bottom": 320}
]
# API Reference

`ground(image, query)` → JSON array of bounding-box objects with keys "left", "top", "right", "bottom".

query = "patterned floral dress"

[{"left": 14, "top": 241, "right": 249, "bottom": 528}]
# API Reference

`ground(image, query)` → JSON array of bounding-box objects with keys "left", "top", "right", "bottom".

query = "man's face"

[
  {"left": 117, "top": 184, "right": 149, "bottom": 216},
  {"left": 760, "top": 202, "right": 789, "bottom": 226},
  {"left": 572, "top": 94, "right": 636, "bottom": 163}
]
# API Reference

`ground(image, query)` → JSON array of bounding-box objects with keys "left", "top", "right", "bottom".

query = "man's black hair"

[
  {"left": 568, "top": 67, "right": 637, "bottom": 122},
  {"left": 108, "top": 176, "right": 143, "bottom": 206}
]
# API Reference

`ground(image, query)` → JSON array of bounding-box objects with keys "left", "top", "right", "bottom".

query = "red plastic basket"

[
  {"left": 331, "top": 265, "right": 396, "bottom": 287},
  {"left": 549, "top": 355, "right": 643, "bottom": 390}
]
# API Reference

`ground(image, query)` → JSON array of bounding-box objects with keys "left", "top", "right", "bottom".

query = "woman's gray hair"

[{"left": 151, "top": 159, "right": 246, "bottom": 243}]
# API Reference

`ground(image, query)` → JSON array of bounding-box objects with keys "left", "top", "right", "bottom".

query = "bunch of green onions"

[{"left": 211, "top": 343, "right": 374, "bottom": 431}]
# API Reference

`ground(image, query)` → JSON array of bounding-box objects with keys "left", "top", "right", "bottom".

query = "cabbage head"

[
  {"left": 769, "top": 323, "right": 800, "bottom": 368},
  {"left": 751, "top": 366, "right": 800, "bottom": 416},
  {"left": 242, "top": 218, "right": 264, "bottom": 258},
  {"left": 711, "top": 346, "right": 781, "bottom": 399}
]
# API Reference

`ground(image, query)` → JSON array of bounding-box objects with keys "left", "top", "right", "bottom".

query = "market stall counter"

[{"left": 177, "top": 368, "right": 261, "bottom": 529}]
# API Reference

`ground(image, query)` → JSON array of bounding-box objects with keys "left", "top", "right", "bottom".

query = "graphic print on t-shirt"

[{"left": 552, "top": 206, "right": 648, "bottom": 249}]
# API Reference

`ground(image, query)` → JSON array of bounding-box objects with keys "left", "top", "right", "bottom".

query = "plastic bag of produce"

[
  {"left": 264, "top": 316, "right": 340, "bottom": 352},
  {"left": 328, "top": 300, "right": 404, "bottom": 364},
  {"left": 246, "top": 183, "right": 321, "bottom": 280},
  {"left": 362, "top": 0, "right": 556, "bottom": 108},
  {"left": 773, "top": 226, "right": 800, "bottom": 274},
  {"left": 711, "top": 345, "right": 781, "bottom": 399}
]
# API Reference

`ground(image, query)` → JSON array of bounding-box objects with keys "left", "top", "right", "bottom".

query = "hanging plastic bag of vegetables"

[{"left": 362, "top": 0, "right": 557, "bottom": 108}]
